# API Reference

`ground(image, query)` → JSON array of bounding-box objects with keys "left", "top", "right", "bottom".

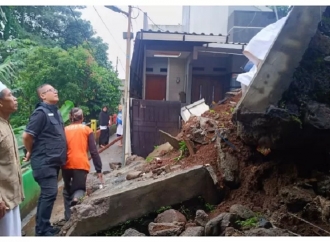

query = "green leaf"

[{"left": 59, "top": 100, "right": 74, "bottom": 124}]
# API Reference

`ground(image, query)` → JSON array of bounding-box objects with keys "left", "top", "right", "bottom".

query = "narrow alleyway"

[{"left": 21, "top": 134, "right": 122, "bottom": 236}]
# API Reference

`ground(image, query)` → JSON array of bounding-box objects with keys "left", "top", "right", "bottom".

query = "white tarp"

[{"left": 236, "top": 13, "right": 290, "bottom": 91}]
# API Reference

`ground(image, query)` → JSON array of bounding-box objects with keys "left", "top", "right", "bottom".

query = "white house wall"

[
  {"left": 167, "top": 58, "right": 186, "bottom": 102},
  {"left": 187, "top": 6, "right": 229, "bottom": 34},
  {"left": 145, "top": 57, "right": 168, "bottom": 75},
  {"left": 182, "top": 6, "right": 273, "bottom": 35}
]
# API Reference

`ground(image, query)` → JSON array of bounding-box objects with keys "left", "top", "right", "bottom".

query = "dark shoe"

[
  {"left": 35, "top": 227, "right": 60, "bottom": 236},
  {"left": 70, "top": 200, "right": 78, "bottom": 207}
]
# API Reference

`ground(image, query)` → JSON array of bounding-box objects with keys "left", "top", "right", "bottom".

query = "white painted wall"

[
  {"left": 167, "top": 58, "right": 186, "bottom": 102},
  {"left": 145, "top": 57, "right": 168, "bottom": 75},
  {"left": 182, "top": 6, "right": 272, "bottom": 35}
]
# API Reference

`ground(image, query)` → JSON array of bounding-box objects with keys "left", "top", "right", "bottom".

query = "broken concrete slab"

[
  {"left": 60, "top": 165, "right": 221, "bottom": 236},
  {"left": 159, "top": 130, "right": 181, "bottom": 150},
  {"left": 147, "top": 142, "right": 173, "bottom": 159}
]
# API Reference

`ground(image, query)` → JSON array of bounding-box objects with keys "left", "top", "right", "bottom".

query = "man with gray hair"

[{"left": 0, "top": 81, "right": 24, "bottom": 236}]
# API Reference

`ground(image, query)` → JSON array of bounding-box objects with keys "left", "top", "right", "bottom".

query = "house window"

[
  {"left": 213, "top": 67, "right": 226, "bottom": 72},
  {"left": 146, "top": 67, "right": 153, "bottom": 72},
  {"left": 193, "top": 67, "right": 205, "bottom": 71},
  {"left": 160, "top": 68, "right": 167, "bottom": 73}
]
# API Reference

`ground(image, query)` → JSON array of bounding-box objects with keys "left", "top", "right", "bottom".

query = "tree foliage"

[{"left": 0, "top": 6, "right": 121, "bottom": 128}]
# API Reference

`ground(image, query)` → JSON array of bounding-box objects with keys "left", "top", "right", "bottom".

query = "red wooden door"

[
  {"left": 145, "top": 75, "right": 166, "bottom": 100},
  {"left": 191, "top": 75, "right": 223, "bottom": 105}
]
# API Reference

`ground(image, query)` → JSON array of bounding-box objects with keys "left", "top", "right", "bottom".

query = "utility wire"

[
  {"left": 68, "top": 6, "right": 95, "bottom": 56},
  {"left": 118, "top": 58, "right": 125, "bottom": 72},
  {"left": 133, "top": 6, "right": 165, "bottom": 31},
  {"left": 93, "top": 5, "right": 126, "bottom": 55}
]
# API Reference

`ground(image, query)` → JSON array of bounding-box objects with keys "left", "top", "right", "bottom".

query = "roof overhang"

[{"left": 138, "top": 32, "right": 227, "bottom": 43}]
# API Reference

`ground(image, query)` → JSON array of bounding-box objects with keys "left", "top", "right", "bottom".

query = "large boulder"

[
  {"left": 205, "top": 213, "right": 239, "bottom": 236},
  {"left": 154, "top": 209, "right": 187, "bottom": 224},
  {"left": 229, "top": 204, "right": 255, "bottom": 220}
]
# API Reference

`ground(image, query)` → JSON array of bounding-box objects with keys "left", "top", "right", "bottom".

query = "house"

[
  {"left": 182, "top": 6, "right": 276, "bottom": 43},
  {"left": 130, "top": 30, "right": 247, "bottom": 105},
  {"left": 128, "top": 29, "right": 247, "bottom": 157}
]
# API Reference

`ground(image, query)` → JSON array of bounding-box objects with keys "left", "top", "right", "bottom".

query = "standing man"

[
  {"left": 22, "top": 84, "right": 67, "bottom": 236},
  {"left": 0, "top": 81, "right": 24, "bottom": 236}
]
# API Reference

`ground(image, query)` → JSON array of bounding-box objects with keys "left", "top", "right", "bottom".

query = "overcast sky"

[{"left": 80, "top": 6, "right": 182, "bottom": 79}]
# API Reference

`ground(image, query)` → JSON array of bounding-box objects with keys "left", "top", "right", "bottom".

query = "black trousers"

[
  {"left": 99, "top": 127, "right": 109, "bottom": 146},
  {"left": 62, "top": 169, "right": 88, "bottom": 221},
  {"left": 33, "top": 166, "right": 59, "bottom": 235}
]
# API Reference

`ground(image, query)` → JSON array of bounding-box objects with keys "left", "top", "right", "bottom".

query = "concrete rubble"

[{"left": 59, "top": 160, "right": 220, "bottom": 236}]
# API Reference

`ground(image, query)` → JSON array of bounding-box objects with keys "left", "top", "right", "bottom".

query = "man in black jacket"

[{"left": 23, "top": 84, "right": 67, "bottom": 236}]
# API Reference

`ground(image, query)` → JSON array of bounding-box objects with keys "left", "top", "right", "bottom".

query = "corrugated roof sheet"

[
  {"left": 137, "top": 30, "right": 247, "bottom": 45},
  {"left": 141, "top": 29, "right": 225, "bottom": 36}
]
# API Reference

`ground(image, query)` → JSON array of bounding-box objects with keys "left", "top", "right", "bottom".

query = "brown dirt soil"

[{"left": 143, "top": 92, "right": 330, "bottom": 236}]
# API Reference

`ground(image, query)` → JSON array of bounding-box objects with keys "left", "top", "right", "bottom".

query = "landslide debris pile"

[
  {"left": 141, "top": 9, "right": 330, "bottom": 234},
  {"left": 120, "top": 206, "right": 294, "bottom": 236}
]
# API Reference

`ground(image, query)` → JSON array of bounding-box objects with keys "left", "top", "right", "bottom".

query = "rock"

[
  {"left": 205, "top": 213, "right": 238, "bottom": 236},
  {"left": 305, "top": 101, "right": 330, "bottom": 130},
  {"left": 171, "top": 165, "right": 181, "bottom": 171},
  {"left": 109, "top": 162, "right": 121, "bottom": 170},
  {"left": 229, "top": 204, "right": 255, "bottom": 220},
  {"left": 148, "top": 222, "right": 184, "bottom": 236},
  {"left": 147, "top": 142, "right": 173, "bottom": 159},
  {"left": 316, "top": 176, "right": 330, "bottom": 198},
  {"left": 126, "top": 171, "right": 143, "bottom": 180},
  {"left": 244, "top": 228, "right": 291, "bottom": 236},
  {"left": 315, "top": 196, "right": 330, "bottom": 223},
  {"left": 185, "top": 222, "right": 197, "bottom": 229},
  {"left": 125, "top": 155, "right": 145, "bottom": 166},
  {"left": 279, "top": 186, "right": 314, "bottom": 212},
  {"left": 199, "top": 117, "right": 217, "bottom": 131},
  {"left": 180, "top": 226, "right": 204, "bottom": 236},
  {"left": 122, "top": 228, "right": 145, "bottom": 236},
  {"left": 224, "top": 227, "right": 244, "bottom": 236},
  {"left": 302, "top": 201, "right": 322, "bottom": 221},
  {"left": 154, "top": 209, "right": 187, "bottom": 224},
  {"left": 216, "top": 134, "right": 240, "bottom": 188},
  {"left": 257, "top": 218, "right": 273, "bottom": 229},
  {"left": 194, "top": 210, "right": 209, "bottom": 227}
]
